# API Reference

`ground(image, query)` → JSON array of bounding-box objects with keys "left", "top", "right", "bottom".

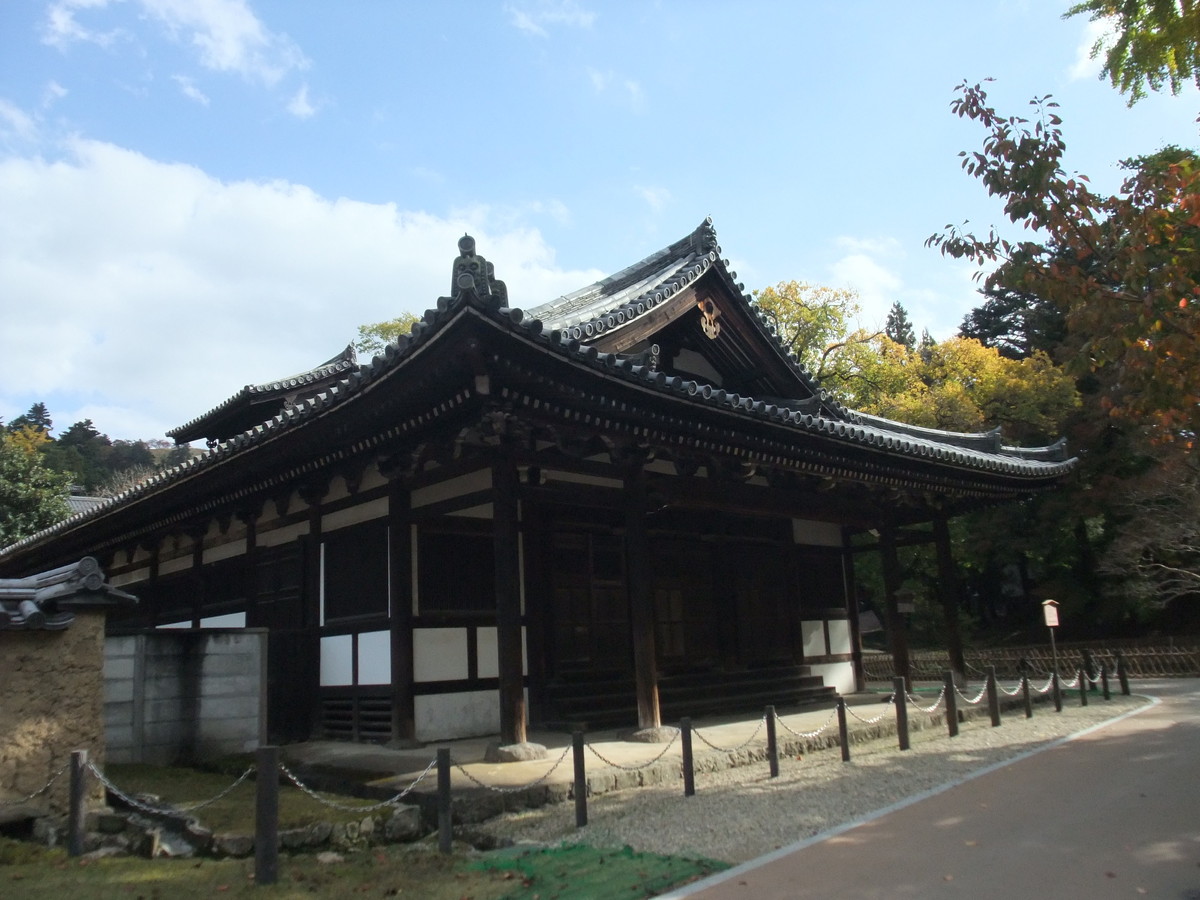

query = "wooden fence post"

[
  {"left": 1052, "top": 671, "right": 1063, "bottom": 712},
  {"left": 943, "top": 670, "right": 959, "bottom": 737},
  {"left": 1101, "top": 663, "right": 1111, "bottom": 701},
  {"left": 837, "top": 698, "right": 850, "bottom": 762},
  {"left": 986, "top": 666, "right": 1001, "bottom": 727},
  {"left": 67, "top": 749, "right": 88, "bottom": 858},
  {"left": 1116, "top": 651, "right": 1131, "bottom": 695},
  {"left": 572, "top": 731, "right": 587, "bottom": 828},
  {"left": 681, "top": 717, "right": 695, "bottom": 797},
  {"left": 1022, "top": 673, "right": 1033, "bottom": 719},
  {"left": 437, "top": 748, "right": 452, "bottom": 854},
  {"left": 893, "top": 677, "right": 910, "bottom": 751},
  {"left": 766, "top": 706, "right": 779, "bottom": 778},
  {"left": 1079, "top": 668, "right": 1088, "bottom": 706},
  {"left": 254, "top": 745, "right": 279, "bottom": 886}
]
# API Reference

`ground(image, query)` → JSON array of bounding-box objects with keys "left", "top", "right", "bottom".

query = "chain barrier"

[
  {"left": 450, "top": 745, "right": 572, "bottom": 795},
  {"left": 282, "top": 758, "right": 437, "bottom": 811},
  {"left": 846, "top": 696, "right": 894, "bottom": 725},
  {"left": 0, "top": 762, "right": 70, "bottom": 808},
  {"left": 999, "top": 681, "right": 1025, "bottom": 697},
  {"left": 585, "top": 730, "right": 680, "bottom": 770},
  {"left": 87, "top": 762, "right": 190, "bottom": 818},
  {"left": 1060, "top": 672, "right": 1081, "bottom": 689},
  {"left": 905, "top": 685, "right": 946, "bottom": 713},
  {"left": 954, "top": 683, "right": 988, "bottom": 705},
  {"left": 774, "top": 707, "right": 838, "bottom": 740},
  {"left": 1032, "top": 674, "right": 1056, "bottom": 694},
  {"left": 691, "top": 717, "right": 766, "bottom": 754},
  {"left": 176, "top": 766, "right": 256, "bottom": 813}
]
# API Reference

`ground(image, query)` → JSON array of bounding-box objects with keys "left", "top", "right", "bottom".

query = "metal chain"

[
  {"left": 87, "top": 762, "right": 186, "bottom": 818},
  {"left": 282, "top": 758, "right": 437, "bottom": 811},
  {"left": 954, "top": 683, "right": 988, "bottom": 705},
  {"left": 586, "top": 730, "right": 680, "bottom": 771},
  {"left": 847, "top": 696, "right": 894, "bottom": 725},
  {"left": 451, "top": 745, "right": 571, "bottom": 794},
  {"left": 774, "top": 707, "right": 837, "bottom": 739},
  {"left": 1060, "top": 672, "right": 1081, "bottom": 689},
  {"left": 0, "top": 762, "right": 70, "bottom": 808},
  {"left": 691, "top": 717, "right": 765, "bottom": 754},
  {"left": 905, "top": 685, "right": 946, "bottom": 713},
  {"left": 999, "top": 681, "right": 1025, "bottom": 697},
  {"left": 1033, "top": 674, "right": 1056, "bottom": 694},
  {"left": 175, "top": 766, "right": 256, "bottom": 813}
]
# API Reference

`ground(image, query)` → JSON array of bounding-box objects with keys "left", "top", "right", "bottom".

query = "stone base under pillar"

[
  {"left": 484, "top": 741, "right": 549, "bottom": 763},
  {"left": 620, "top": 725, "right": 679, "bottom": 744}
]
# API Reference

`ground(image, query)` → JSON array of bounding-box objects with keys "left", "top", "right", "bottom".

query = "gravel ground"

[{"left": 479, "top": 693, "right": 1151, "bottom": 864}]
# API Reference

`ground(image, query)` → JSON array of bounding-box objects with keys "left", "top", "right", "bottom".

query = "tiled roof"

[
  {"left": 0, "top": 220, "right": 1076, "bottom": 562},
  {"left": 0, "top": 557, "right": 136, "bottom": 630},
  {"left": 165, "top": 344, "right": 358, "bottom": 443}
]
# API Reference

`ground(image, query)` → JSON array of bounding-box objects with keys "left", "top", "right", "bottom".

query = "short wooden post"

[
  {"left": 943, "top": 670, "right": 959, "bottom": 738},
  {"left": 1052, "top": 671, "right": 1063, "bottom": 712},
  {"left": 1022, "top": 674, "right": 1033, "bottom": 719},
  {"left": 572, "top": 732, "right": 587, "bottom": 828},
  {"left": 1083, "top": 649, "right": 1099, "bottom": 691},
  {"left": 681, "top": 717, "right": 695, "bottom": 797},
  {"left": 1116, "top": 651, "right": 1131, "bottom": 695},
  {"left": 1101, "top": 663, "right": 1111, "bottom": 701},
  {"left": 437, "top": 748, "right": 452, "bottom": 854},
  {"left": 67, "top": 749, "right": 88, "bottom": 858},
  {"left": 986, "top": 666, "right": 1001, "bottom": 727},
  {"left": 765, "top": 706, "right": 779, "bottom": 778},
  {"left": 1078, "top": 667, "right": 1088, "bottom": 706},
  {"left": 836, "top": 698, "right": 850, "bottom": 762},
  {"left": 893, "top": 677, "right": 910, "bottom": 751},
  {"left": 254, "top": 745, "right": 279, "bottom": 886}
]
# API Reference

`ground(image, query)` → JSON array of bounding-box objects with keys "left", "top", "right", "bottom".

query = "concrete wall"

[
  {"left": 0, "top": 611, "right": 107, "bottom": 814},
  {"left": 104, "top": 630, "right": 267, "bottom": 766}
]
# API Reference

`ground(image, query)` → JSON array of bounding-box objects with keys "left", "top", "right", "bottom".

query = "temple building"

[{"left": 0, "top": 219, "right": 1075, "bottom": 746}]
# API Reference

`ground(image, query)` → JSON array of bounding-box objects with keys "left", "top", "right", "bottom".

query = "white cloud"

[
  {"left": 43, "top": 0, "right": 309, "bottom": 87},
  {"left": 635, "top": 185, "right": 671, "bottom": 212},
  {"left": 286, "top": 83, "right": 316, "bottom": 118},
  {"left": 0, "top": 100, "right": 40, "bottom": 144},
  {"left": 505, "top": 0, "right": 595, "bottom": 37},
  {"left": 0, "top": 137, "right": 604, "bottom": 440},
  {"left": 42, "top": 81, "right": 70, "bottom": 108},
  {"left": 829, "top": 251, "right": 903, "bottom": 327},
  {"left": 588, "top": 68, "right": 646, "bottom": 111},
  {"left": 1069, "top": 16, "right": 1115, "bottom": 81},
  {"left": 172, "top": 74, "right": 210, "bottom": 106}
]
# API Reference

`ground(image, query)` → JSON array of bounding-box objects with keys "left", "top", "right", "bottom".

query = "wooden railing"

[{"left": 863, "top": 641, "right": 1200, "bottom": 681}]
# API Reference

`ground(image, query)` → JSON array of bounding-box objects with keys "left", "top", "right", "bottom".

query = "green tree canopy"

[
  {"left": 0, "top": 431, "right": 70, "bottom": 546},
  {"left": 1065, "top": 0, "right": 1200, "bottom": 104},
  {"left": 885, "top": 302, "right": 917, "bottom": 350}
]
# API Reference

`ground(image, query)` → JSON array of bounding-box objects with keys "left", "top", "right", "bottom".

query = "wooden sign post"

[{"left": 1042, "top": 600, "right": 1062, "bottom": 712}]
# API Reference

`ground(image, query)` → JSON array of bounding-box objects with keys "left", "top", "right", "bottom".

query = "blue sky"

[{"left": 1, "top": 1, "right": 1196, "bottom": 441}]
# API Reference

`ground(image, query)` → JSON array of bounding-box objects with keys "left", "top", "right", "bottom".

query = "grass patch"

[
  {"left": 0, "top": 838, "right": 725, "bottom": 899},
  {"left": 105, "top": 764, "right": 391, "bottom": 833}
]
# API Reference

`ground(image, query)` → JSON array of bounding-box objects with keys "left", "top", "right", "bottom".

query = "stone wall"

[
  {"left": 105, "top": 630, "right": 266, "bottom": 766},
  {"left": 0, "top": 611, "right": 108, "bottom": 814}
]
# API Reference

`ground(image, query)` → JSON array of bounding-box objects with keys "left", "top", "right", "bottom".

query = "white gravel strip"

[{"left": 480, "top": 694, "right": 1151, "bottom": 864}]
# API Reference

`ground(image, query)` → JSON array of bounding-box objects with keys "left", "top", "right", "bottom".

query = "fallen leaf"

[
  {"left": 964, "top": 840, "right": 978, "bottom": 847},
  {"left": 944, "top": 875, "right": 954, "bottom": 882},
  {"left": 1105, "top": 872, "right": 1117, "bottom": 878}
]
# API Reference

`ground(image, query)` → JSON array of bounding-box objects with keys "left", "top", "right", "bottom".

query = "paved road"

[{"left": 669, "top": 679, "right": 1200, "bottom": 899}]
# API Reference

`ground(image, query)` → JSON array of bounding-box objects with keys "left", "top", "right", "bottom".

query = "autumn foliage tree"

[{"left": 927, "top": 82, "right": 1200, "bottom": 441}]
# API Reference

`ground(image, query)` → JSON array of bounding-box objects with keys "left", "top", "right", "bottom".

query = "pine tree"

[{"left": 885, "top": 302, "right": 916, "bottom": 350}]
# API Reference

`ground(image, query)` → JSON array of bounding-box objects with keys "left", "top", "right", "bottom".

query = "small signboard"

[{"left": 1042, "top": 599, "right": 1060, "bottom": 628}]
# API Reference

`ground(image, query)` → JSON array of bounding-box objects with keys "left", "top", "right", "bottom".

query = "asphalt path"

[{"left": 667, "top": 679, "right": 1200, "bottom": 900}]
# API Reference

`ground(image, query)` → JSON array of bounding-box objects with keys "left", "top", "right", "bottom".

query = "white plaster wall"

[
  {"left": 323, "top": 496, "right": 389, "bottom": 533},
  {"left": 411, "top": 469, "right": 492, "bottom": 508},
  {"left": 827, "top": 619, "right": 852, "bottom": 655},
  {"left": 808, "top": 661, "right": 856, "bottom": 697},
  {"left": 200, "top": 612, "right": 246, "bottom": 628},
  {"left": 413, "top": 628, "right": 469, "bottom": 682},
  {"left": 258, "top": 521, "right": 310, "bottom": 548},
  {"left": 476, "top": 626, "right": 498, "bottom": 679},
  {"left": 792, "top": 519, "right": 842, "bottom": 546},
  {"left": 158, "top": 555, "right": 193, "bottom": 577},
  {"left": 320, "top": 634, "right": 353, "bottom": 686},
  {"left": 801, "top": 620, "right": 827, "bottom": 657},
  {"left": 415, "top": 690, "right": 500, "bottom": 742},
  {"left": 449, "top": 504, "right": 493, "bottom": 519},
  {"left": 204, "top": 539, "right": 246, "bottom": 564},
  {"left": 542, "top": 469, "right": 622, "bottom": 489},
  {"left": 158, "top": 620, "right": 192, "bottom": 630},
  {"left": 357, "top": 630, "right": 391, "bottom": 685}
]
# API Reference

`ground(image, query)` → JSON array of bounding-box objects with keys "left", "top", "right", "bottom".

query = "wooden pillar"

[
  {"left": 388, "top": 481, "right": 416, "bottom": 742},
  {"left": 879, "top": 519, "right": 911, "bottom": 689},
  {"left": 932, "top": 512, "right": 966, "bottom": 685},
  {"left": 301, "top": 484, "right": 325, "bottom": 739},
  {"left": 522, "top": 493, "right": 549, "bottom": 725},
  {"left": 189, "top": 526, "right": 205, "bottom": 628},
  {"left": 625, "top": 463, "right": 661, "bottom": 730},
  {"left": 241, "top": 509, "right": 258, "bottom": 620},
  {"left": 841, "top": 529, "right": 866, "bottom": 692},
  {"left": 494, "top": 454, "right": 526, "bottom": 745}
]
